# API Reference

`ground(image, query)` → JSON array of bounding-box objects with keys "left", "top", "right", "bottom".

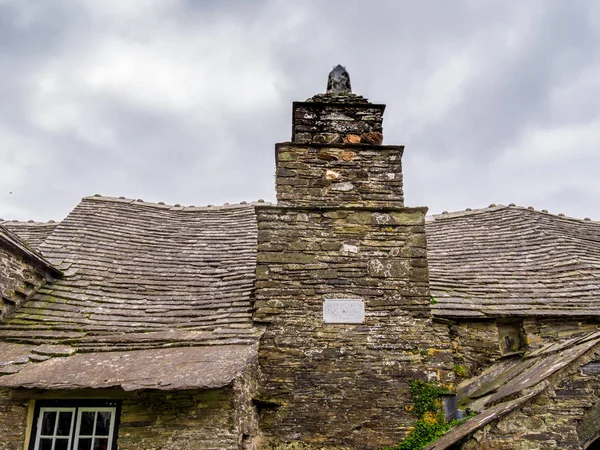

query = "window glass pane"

[
  {"left": 39, "top": 439, "right": 53, "bottom": 450},
  {"left": 79, "top": 411, "right": 95, "bottom": 435},
  {"left": 95, "top": 411, "right": 112, "bottom": 436},
  {"left": 77, "top": 438, "right": 93, "bottom": 450},
  {"left": 93, "top": 438, "right": 109, "bottom": 450},
  {"left": 41, "top": 411, "right": 57, "bottom": 436},
  {"left": 55, "top": 438, "right": 69, "bottom": 450},
  {"left": 56, "top": 411, "right": 73, "bottom": 436}
]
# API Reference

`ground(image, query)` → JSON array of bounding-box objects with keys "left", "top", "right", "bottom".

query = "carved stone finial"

[{"left": 327, "top": 65, "right": 351, "bottom": 94}]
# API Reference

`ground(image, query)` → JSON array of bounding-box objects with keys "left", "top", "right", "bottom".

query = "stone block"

[
  {"left": 274, "top": 143, "right": 405, "bottom": 208},
  {"left": 367, "top": 259, "right": 410, "bottom": 278}
]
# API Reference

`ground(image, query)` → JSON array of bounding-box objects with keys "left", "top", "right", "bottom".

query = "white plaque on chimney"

[{"left": 323, "top": 299, "right": 365, "bottom": 324}]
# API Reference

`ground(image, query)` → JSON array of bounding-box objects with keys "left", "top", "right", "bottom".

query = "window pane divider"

[
  {"left": 32, "top": 405, "right": 117, "bottom": 450},
  {"left": 33, "top": 408, "right": 76, "bottom": 450}
]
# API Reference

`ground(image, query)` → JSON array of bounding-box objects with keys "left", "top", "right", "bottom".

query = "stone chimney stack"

[
  {"left": 279, "top": 65, "right": 404, "bottom": 208},
  {"left": 255, "top": 67, "right": 449, "bottom": 449}
]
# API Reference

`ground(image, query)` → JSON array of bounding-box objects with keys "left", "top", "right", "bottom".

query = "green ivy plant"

[
  {"left": 410, "top": 380, "right": 448, "bottom": 416},
  {"left": 394, "top": 416, "right": 464, "bottom": 450},
  {"left": 381, "top": 381, "right": 471, "bottom": 450}
]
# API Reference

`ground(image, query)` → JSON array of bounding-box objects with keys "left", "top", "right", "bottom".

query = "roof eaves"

[{"left": 0, "top": 225, "right": 62, "bottom": 278}]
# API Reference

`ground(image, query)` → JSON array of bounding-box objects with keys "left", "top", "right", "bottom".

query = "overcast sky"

[{"left": 1, "top": 0, "right": 599, "bottom": 222}]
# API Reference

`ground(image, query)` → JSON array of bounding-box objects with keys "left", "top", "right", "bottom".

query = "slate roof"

[
  {"left": 0, "top": 196, "right": 262, "bottom": 390},
  {"left": 427, "top": 205, "right": 600, "bottom": 318},
  {"left": 6, "top": 202, "right": 600, "bottom": 325},
  {"left": 2, "top": 199, "right": 599, "bottom": 390},
  {"left": 0, "top": 342, "right": 256, "bottom": 391},
  {"left": 1, "top": 220, "right": 58, "bottom": 251}
]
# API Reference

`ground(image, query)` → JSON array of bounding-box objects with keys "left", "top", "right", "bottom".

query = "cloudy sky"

[{"left": 1, "top": 0, "right": 599, "bottom": 222}]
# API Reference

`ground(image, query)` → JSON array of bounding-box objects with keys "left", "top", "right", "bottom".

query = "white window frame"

[
  {"left": 31, "top": 405, "right": 118, "bottom": 450},
  {"left": 33, "top": 407, "right": 76, "bottom": 450},
  {"left": 73, "top": 407, "right": 117, "bottom": 450}
]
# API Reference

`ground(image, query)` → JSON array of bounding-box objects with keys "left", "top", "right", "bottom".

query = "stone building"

[{"left": 0, "top": 66, "right": 600, "bottom": 450}]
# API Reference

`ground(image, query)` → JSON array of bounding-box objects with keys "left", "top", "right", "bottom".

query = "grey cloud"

[{"left": 1, "top": 0, "right": 599, "bottom": 222}]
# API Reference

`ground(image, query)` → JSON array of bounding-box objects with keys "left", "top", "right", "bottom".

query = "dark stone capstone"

[{"left": 327, "top": 65, "right": 352, "bottom": 94}]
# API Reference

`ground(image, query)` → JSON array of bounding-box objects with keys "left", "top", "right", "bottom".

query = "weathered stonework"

[
  {"left": 254, "top": 206, "right": 453, "bottom": 448},
  {"left": 292, "top": 98, "right": 384, "bottom": 146},
  {"left": 120, "top": 362, "right": 259, "bottom": 449},
  {"left": 449, "top": 321, "right": 503, "bottom": 377},
  {"left": 448, "top": 319, "right": 600, "bottom": 383},
  {"left": 0, "top": 246, "right": 50, "bottom": 320},
  {"left": 522, "top": 318, "right": 599, "bottom": 350},
  {"left": 234, "top": 359, "right": 262, "bottom": 449},
  {"left": 276, "top": 143, "right": 404, "bottom": 208},
  {"left": 462, "top": 344, "right": 600, "bottom": 449},
  {"left": 0, "top": 389, "right": 28, "bottom": 450},
  {"left": 118, "top": 389, "right": 241, "bottom": 449},
  {"left": 256, "top": 83, "right": 455, "bottom": 448}
]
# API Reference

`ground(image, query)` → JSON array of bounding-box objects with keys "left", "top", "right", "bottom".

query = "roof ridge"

[
  {"left": 427, "top": 204, "right": 599, "bottom": 224},
  {"left": 0, "top": 220, "right": 58, "bottom": 225},
  {"left": 82, "top": 194, "right": 273, "bottom": 210},
  {"left": 426, "top": 204, "right": 509, "bottom": 221}
]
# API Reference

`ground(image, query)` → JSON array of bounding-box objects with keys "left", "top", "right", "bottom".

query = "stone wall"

[
  {"left": 254, "top": 205, "right": 453, "bottom": 448},
  {"left": 234, "top": 360, "right": 262, "bottom": 449},
  {"left": 0, "top": 389, "right": 28, "bottom": 450},
  {"left": 0, "top": 246, "right": 49, "bottom": 320},
  {"left": 449, "top": 321, "right": 502, "bottom": 378},
  {"left": 118, "top": 365, "right": 259, "bottom": 449},
  {"left": 523, "top": 318, "right": 599, "bottom": 350},
  {"left": 292, "top": 100, "right": 384, "bottom": 145},
  {"left": 276, "top": 143, "right": 404, "bottom": 208},
  {"left": 118, "top": 389, "right": 240, "bottom": 449},
  {"left": 462, "top": 343, "right": 600, "bottom": 449},
  {"left": 447, "top": 319, "right": 600, "bottom": 380}
]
